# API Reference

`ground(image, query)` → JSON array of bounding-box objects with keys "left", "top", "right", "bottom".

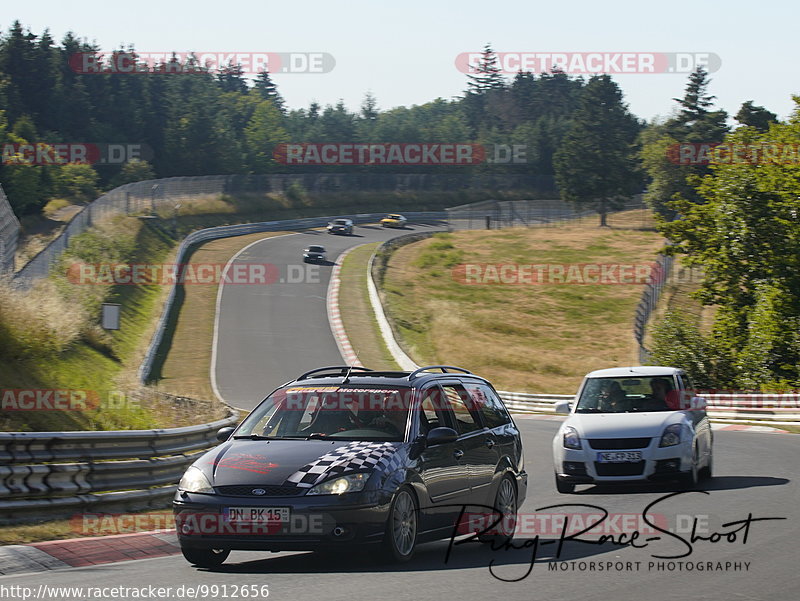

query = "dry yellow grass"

[{"left": 381, "top": 211, "right": 664, "bottom": 394}]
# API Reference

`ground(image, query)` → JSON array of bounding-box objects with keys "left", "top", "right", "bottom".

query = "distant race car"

[
  {"left": 381, "top": 214, "right": 407, "bottom": 228},
  {"left": 552, "top": 366, "right": 713, "bottom": 493},
  {"left": 302, "top": 245, "right": 327, "bottom": 263},
  {"left": 327, "top": 218, "right": 354, "bottom": 235}
]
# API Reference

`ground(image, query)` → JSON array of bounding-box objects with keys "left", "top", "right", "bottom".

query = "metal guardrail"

[
  {"left": 0, "top": 413, "right": 239, "bottom": 524},
  {"left": 497, "top": 391, "right": 800, "bottom": 425},
  {"left": 138, "top": 212, "right": 446, "bottom": 384}
]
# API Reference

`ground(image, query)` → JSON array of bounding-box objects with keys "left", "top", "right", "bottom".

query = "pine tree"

[
  {"left": 553, "top": 75, "right": 642, "bottom": 226},
  {"left": 253, "top": 70, "right": 285, "bottom": 113},
  {"left": 465, "top": 43, "right": 506, "bottom": 94},
  {"left": 735, "top": 101, "right": 778, "bottom": 132}
]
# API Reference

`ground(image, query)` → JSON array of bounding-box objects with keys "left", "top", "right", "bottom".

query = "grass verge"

[
  {"left": 152, "top": 231, "right": 289, "bottom": 399},
  {"left": 0, "top": 509, "right": 173, "bottom": 545},
  {"left": 379, "top": 210, "right": 664, "bottom": 393},
  {"left": 337, "top": 243, "right": 400, "bottom": 371}
]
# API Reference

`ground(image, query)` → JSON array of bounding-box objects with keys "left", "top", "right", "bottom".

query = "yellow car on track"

[{"left": 380, "top": 213, "right": 408, "bottom": 228}]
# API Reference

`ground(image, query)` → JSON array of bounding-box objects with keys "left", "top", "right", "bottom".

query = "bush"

[{"left": 649, "top": 311, "right": 733, "bottom": 388}]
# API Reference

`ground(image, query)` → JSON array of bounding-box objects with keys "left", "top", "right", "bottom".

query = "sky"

[{"left": 4, "top": 0, "right": 800, "bottom": 122}]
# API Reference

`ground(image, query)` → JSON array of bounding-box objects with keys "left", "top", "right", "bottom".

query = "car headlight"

[
  {"left": 563, "top": 426, "right": 582, "bottom": 450},
  {"left": 178, "top": 466, "right": 214, "bottom": 493},
  {"left": 659, "top": 424, "right": 683, "bottom": 447},
  {"left": 306, "top": 473, "right": 370, "bottom": 496}
]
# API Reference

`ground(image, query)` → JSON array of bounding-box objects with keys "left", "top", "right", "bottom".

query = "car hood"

[
  {"left": 193, "top": 439, "right": 402, "bottom": 489},
  {"left": 564, "top": 411, "right": 682, "bottom": 439}
]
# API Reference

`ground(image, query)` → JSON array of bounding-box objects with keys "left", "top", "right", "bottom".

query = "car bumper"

[
  {"left": 554, "top": 441, "right": 693, "bottom": 484},
  {"left": 173, "top": 490, "right": 392, "bottom": 551}
]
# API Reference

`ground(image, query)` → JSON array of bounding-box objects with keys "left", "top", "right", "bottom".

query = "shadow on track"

[
  {"left": 201, "top": 536, "right": 620, "bottom": 575},
  {"left": 571, "top": 475, "right": 789, "bottom": 496}
]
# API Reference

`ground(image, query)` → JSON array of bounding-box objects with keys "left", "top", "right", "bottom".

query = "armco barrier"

[
  {"left": 0, "top": 413, "right": 238, "bottom": 525},
  {"left": 496, "top": 391, "right": 800, "bottom": 425}
]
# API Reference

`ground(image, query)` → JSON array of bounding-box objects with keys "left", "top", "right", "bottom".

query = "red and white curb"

[
  {"left": 327, "top": 245, "right": 364, "bottom": 367},
  {"left": 0, "top": 531, "right": 180, "bottom": 576}
]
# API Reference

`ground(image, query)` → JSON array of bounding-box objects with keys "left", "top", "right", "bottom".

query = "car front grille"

[
  {"left": 594, "top": 461, "right": 646, "bottom": 476},
  {"left": 214, "top": 485, "right": 302, "bottom": 497},
  {"left": 588, "top": 438, "right": 651, "bottom": 450}
]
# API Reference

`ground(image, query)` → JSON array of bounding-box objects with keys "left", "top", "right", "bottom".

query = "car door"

[
  {"left": 415, "top": 384, "right": 470, "bottom": 503},
  {"left": 438, "top": 382, "right": 498, "bottom": 506}
]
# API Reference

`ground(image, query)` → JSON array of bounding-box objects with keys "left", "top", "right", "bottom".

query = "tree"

[
  {"left": 640, "top": 67, "right": 729, "bottom": 217},
  {"left": 553, "top": 75, "right": 642, "bottom": 226},
  {"left": 465, "top": 43, "right": 506, "bottom": 94},
  {"left": 734, "top": 100, "right": 778, "bottom": 131},
  {"left": 109, "top": 158, "right": 156, "bottom": 188},
  {"left": 216, "top": 61, "right": 248, "bottom": 94},
  {"left": 253, "top": 70, "right": 285, "bottom": 113},
  {"left": 244, "top": 100, "right": 289, "bottom": 172},
  {"left": 659, "top": 97, "right": 800, "bottom": 386}
]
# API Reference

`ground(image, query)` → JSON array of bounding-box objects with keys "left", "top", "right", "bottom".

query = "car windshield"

[
  {"left": 387, "top": 214, "right": 401, "bottom": 219},
  {"left": 235, "top": 385, "right": 413, "bottom": 441},
  {"left": 332, "top": 219, "right": 348, "bottom": 225},
  {"left": 307, "top": 245, "right": 324, "bottom": 252},
  {"left": 575, "top": 376, "right": 683, "bottom": 413}
]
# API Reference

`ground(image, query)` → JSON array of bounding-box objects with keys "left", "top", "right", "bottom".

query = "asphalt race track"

[
  {"left": 212, "top": 221, "right": 444, "bottom": 409},
  {"left": 5, "top": 220, "right": 799, "bottom": 600},
  {"left": 3, "top": 420, "right": 800, "bottom": 600}
]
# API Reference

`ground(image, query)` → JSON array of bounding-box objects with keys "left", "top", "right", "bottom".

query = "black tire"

[
  {"left": 700, "top": 449, "right": 713, "bottom": 480},
  {"left": 181, "top": 547, "right": 230, "bottom": 568},
  {"left": 681, "top": 445, "right": 700, "bottom": 489},
  {"left": 479, "top": 475, "right": 517, "bottom": 545},
  {"left": 382, "top": 487, "right": 418, "bottom": 563},
  {"left": 555, "top": 473, "right": 575, "bottom": 494}
]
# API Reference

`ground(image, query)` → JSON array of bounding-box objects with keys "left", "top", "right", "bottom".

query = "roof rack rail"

[
  {"left": 408, "top": 365, "right": 473, "bottom": 379},
  {"left": 297, "top": 366, "right": 374, "bottom": 380}
]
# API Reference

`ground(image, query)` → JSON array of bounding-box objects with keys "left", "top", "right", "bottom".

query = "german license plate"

[
  {"left": 225, "top": 507, "right": 290, "bottom": 523},
  {"left": 597, "top": 451, "right": 642, "bottom": 463}
]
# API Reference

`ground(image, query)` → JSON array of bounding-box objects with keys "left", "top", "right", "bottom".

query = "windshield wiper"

[{"left": 233, "top": 434, "right": 277, "bottom": 440}]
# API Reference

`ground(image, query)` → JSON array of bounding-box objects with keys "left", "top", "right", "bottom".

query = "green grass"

[
  {"left": 379, "top": 211, "right": 665, "bottom": 393},
  {"left": 337, "top": 243, "right": 400, "bottom": 371}
]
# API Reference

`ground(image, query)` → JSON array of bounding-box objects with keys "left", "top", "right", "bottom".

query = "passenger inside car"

[{"left": 642, "top": 378, "right": 672, "bottom": 411}]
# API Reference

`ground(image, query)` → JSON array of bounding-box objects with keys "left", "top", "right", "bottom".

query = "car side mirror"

[
  {"left": 690, "top": 396, "right": 707, "bottom": 411},
  {"left": 216, "top": 426, "right": 235, "bottom": 442},
  {"left": 554, "top": 401, "right": 572, "bottom": 414},
  {"left": 426, "top": 427, "right": 459, "bottom": 446}
]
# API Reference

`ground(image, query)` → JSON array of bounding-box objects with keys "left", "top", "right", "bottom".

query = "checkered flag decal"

[{"left": 284, "top": 441, "right": 403, "bottom": 488}]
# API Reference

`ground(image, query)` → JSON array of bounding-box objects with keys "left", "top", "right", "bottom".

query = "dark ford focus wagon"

[{"left": 174, "top": 365, "right": 527, "bottom": 567}]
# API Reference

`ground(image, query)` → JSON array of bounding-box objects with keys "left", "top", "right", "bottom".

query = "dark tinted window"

[
  {"left": 440, "top": 384, "right": 481, "bottom": 435},
  {"left": 465, "top": 383, "right": 511, "bottom": 429}
]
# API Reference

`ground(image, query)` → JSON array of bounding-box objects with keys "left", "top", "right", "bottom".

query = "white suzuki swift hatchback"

[{"left": 552, "top": 366, "right": 713, "bottom": 493}]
